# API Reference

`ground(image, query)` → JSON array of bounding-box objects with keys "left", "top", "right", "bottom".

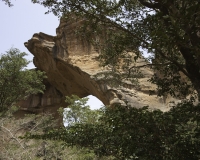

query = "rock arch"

[{"left": 19, "top": 16, "right": 181, "bottom": 125}]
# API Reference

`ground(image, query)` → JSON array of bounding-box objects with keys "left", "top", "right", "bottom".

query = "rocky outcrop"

[
  {"left": 17, "top": 79, "right": 64, "bottom": 113},
  {"left": 15, "top": 79, "right": 65, "bottom": 125},
  {"left": 22, "top": 16, "right": 180, "bottom": 118}
]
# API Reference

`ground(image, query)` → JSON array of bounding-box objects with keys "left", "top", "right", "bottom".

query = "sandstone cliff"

[{"left": 22, "top": 17, "right": 180, "bottom": 118}]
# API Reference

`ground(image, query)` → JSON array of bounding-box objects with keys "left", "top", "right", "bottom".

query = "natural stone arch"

[{"left": 18, "top": 16, "right": 182, "bottom": 125}]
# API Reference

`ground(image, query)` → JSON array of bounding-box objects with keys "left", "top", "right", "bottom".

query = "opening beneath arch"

[
  {"left": 86, "top": 95, "right": 104, "bottom": 110},
  {"left": 63, "top": 95, "right": 104, "bottom": 126}
]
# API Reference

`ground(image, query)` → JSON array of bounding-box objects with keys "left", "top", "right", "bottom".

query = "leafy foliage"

[
  {"left": 2, "top": 1, "right": 200, "bottom": 159},
  {"left": 59, "top": 95, "right": 102, "bottom": 126},
  {"left": 25, "top": 96, "right": 200, "bottom": 160},
  {"left": 0, "top": 48, "right": 45, "bottom": 115},
  {"left": 33, "top": 0, "right": 200, "bottom": 99}
]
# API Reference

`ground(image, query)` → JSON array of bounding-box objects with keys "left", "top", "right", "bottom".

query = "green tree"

[
  {"left": 60, "top": 95, "right": 102, "bottom": 126},
  {"left": 33, "top": 0, "right": 200, "bottom": 99},
  {"left": 0, "top": 48, "right": 45, "bottom": 115},
  {"left": 27, "top": 101, "right": 200, "bottom": 160}
]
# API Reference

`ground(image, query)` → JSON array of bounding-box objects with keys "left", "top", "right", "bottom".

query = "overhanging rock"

[{"left": 23, "top": 17, "right": 180, "bottom": 117}]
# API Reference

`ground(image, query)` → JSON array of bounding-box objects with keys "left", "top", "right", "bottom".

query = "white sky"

[{"left": 0, "top": 1, "right": 103, "bottom": 110}]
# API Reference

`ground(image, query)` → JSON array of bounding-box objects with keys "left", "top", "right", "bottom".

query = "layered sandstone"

[{"left": 22, "top": 17, "right": 180, "bottom": 117}]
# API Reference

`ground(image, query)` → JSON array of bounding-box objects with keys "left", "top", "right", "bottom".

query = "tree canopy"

[
  {"left": 31, "top": 0, "right": 200, "bottom": 100},
  {"left": 26, "top": 97, "right": 200, "bottom": 160},
  {"left": 60, "top": 95, "right": 102, "bottom": 126},
  {"left": 2, "top": 0, "right": 200, "bottom": 97},
  {"left": 0, "top": 48, "right": 45, "bottom": 115}
]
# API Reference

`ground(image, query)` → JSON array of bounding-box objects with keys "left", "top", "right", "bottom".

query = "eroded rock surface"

[{"left": 22, "top": 17, "right": 180, "bottom": 118}]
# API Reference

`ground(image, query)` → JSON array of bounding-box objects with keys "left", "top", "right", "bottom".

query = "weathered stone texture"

[{"left": 22, "top": 17, "right": 181, "bottom": 117}]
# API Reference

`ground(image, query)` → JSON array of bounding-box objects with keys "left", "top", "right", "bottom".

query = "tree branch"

[
  {"left": 64, "top": 1, "right": 191, "bottom": 81},
  {"left": 138, "top": 0, "right": 161, "bottom": 9},
  {"left": 126, "top": 63, "right": 172, "bottom": 78},
  {"left": 1, "top": 125, "right": 24, "bottom": 148}
]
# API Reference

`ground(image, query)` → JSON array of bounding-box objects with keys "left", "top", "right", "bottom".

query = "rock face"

[
  {"left": 16, "top": 79, "right": 65, "bottom": 124},
  {"left": 17, "top": 79, "right": 64, "bottom": 113},
  {"left": 22, "top": 17, "right": 180, "bottom": 119}
]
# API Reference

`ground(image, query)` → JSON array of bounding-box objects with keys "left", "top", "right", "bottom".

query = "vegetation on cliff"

[
  {"left": 1, "top": 0, "right": 200, "bottom": 159},
  {"left": 32, "top": 0, "right": 200, "bottom": 100},
  {"left": 26, "top": 0, "right": 200, "bottom": 159}
]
